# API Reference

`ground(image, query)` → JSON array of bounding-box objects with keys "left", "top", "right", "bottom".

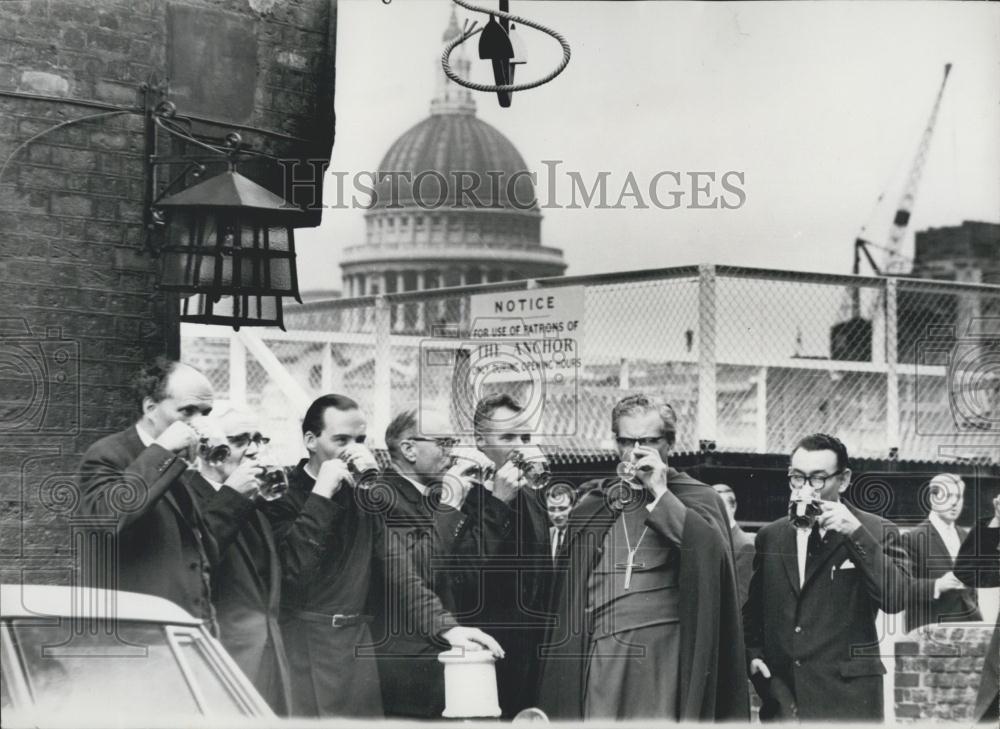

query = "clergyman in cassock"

[{"left": 536, "top": 394, "right": 749, "bottom": 721}]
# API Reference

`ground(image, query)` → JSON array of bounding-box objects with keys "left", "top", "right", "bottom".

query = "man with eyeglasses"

[
  {"left": 743, "top": 433, "right": 910, "bottom": 722},
  {"left": 371, "top": 408, "right": 504, "bottom": 718},
  {"left": 191, "top": 407, "right": 292, "bottom": 714},
  {"left": 537, "top": 393, "right": 748, "bottom": 721},
  {"left": 263, "top": 394, "right": 501, "bottom": 718}
]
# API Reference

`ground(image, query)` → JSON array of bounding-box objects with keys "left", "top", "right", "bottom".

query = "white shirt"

[
  {"left": 928, "top": 511, "right": 961, "bottom": 559},
  {"left": 550, "top": 526, "right": 566, "bottom": 561},
  {"left": 399, "top": 472, "right": 430, "bottom": 498},
  {"left": 796, "top": 525, "right": 828, "bottom": 588}
]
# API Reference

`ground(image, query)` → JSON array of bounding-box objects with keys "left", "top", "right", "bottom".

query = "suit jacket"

[
  {"left": 368, "top": 467, "right": 471, "bottom": 718},
  {"left": 743, "top": 503, "right": 911, "bottom": 722},
  {"left": 900, "top": 519, "right": 981, "bottom": 633},
  {"left": 263, "top": 461, "right": 458, "bottom": 719},
  {"left": 954, "top": 518, "right": 999, "bottom": 722},
  {"left": 537, "top": 470, "right": 749, "bottom": 721},
  {"left": 189, "top": 477, "right": 292, "bottom": 714},
  {"left": 76, "top": 426, "right": 255, "bottom": 623},
  {"left": 732, "top": 523, "right": 756, "bottom": 609}
]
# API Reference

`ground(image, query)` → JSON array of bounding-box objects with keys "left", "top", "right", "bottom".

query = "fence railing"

[{"left": 181, "top": 264, "right": 1000, "bottom": 466}]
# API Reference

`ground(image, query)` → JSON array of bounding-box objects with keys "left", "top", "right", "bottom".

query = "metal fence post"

[
  {"left": 756, "top": 366, "right": 768, "bottom": 453},
  {"left": 229, "top": 331, "right": 247, "bottom": 405},
  {"left": 697, "top": 264, "right": 718, "bottom": 446},
  {"left": 373, "top": 294, "right": 392, "bottom": 448},
  {"left": 885, "top": 278, "right": 900, "bottom": 454}
]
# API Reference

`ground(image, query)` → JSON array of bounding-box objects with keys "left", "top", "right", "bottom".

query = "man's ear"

[
  {"left": 474, "top": 434, "right": 484, "bottom": 449},
  {"left": 142, "top": 397, "right": 156, "bottom": 415},
  {"left": 400, "top": 441, "right": 418, "bottom": 465},
  {"left": 303, "top": 432, "right": 317, "bottom": 455},
  {"left": 838, "top": 468, "right": 852, "bottom": 494}
]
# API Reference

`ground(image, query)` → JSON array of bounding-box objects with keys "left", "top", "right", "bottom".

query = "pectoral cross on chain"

[{"left": 616, "top": 549, "right": 645, "bottom": 590}]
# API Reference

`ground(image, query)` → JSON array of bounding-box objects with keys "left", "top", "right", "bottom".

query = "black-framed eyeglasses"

[
  {"left": 407, "top": 436, "right": 460, "bottom": 449},
  {"left": 788, "top": 471, "right": 844, "bottom": 489},
  {"left": 227, "top": 432, "right": 270, "bottom": 449},
  {"left": 615, "top": 436, "right": 665, "bottom": 449}
]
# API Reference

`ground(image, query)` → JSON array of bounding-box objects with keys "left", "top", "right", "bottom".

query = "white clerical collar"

[
  {"left": 303, "top": 462, "right": 319, "bottom": 481},
  {"left": 135, "top": 422, "right": 155, "bottom": 447},
  {"left": 928, "top": 511, "right": 957, "bottom": 535}
]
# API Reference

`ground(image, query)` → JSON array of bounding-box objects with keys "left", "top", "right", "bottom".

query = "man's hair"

[
  {"left": 929, "top": 473, "right": 964, "bottom": 497},
  {"left": 385, "top": 410, "right": 417, "bottom": 457},
  {"left": 473, "top": 393, "right": 523, "bottom": 438},
  {"left": 132, "top": 357, "right": 180, "bottom": 412},
  {"left": 792, "top": 432, "right": 849, "bottom": 472},
  {"left": 302, "top": 394, "right": 360, "bottom": 436},
  {"left": 610, "top": 394, "right": 677, "bottom": 447}
]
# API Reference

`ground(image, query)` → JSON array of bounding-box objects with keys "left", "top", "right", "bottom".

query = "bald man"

[
  {"left": 77, "top": 358, "right": 260, "bottom": 626},
  {"left": 713, "top": 483, "right": 755, "bottom": 607}
]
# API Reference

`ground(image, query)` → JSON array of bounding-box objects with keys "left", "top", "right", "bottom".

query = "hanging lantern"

[{"left": 154, "top": 170, "right": 303, "bottom": 329}]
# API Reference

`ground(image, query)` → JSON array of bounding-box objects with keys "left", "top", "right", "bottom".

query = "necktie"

[
  {"left": 552, "top": 527, "right": 565, "bottom": 563},
  {"left": 805, "top": 523, "right": 822, "bottom": 572}
]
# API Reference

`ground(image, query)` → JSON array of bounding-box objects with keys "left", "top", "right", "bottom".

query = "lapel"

[
  {"left": 801, "top": 528, "right": 846, "bottom": 591},
  {"left": 125, "top": 426, "right": 186, "bottom": 520},
  {"left": 566, "top": 480, "right": 619, "bottom": 574},
  {"left": 926, "top": 519, "right": 951, "bottom": 560},
  {"left": 780, "top": 523, "right": 801, "bottom": 597},
  {"left": 255, "top": 509, "right": 281, "bottom": 607}
]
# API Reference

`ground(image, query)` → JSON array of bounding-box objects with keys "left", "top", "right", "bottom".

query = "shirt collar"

[
  {"left": 399, "top": 472, "right": 429, "bottom": 497},
  {"left": 928, "top": 511, "right": 956, "bottom": 534},
  {"left": 135, "top": 422, "right": 155, "bottom": 447}
]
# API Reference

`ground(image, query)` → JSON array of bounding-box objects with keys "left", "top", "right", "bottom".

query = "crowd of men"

[{"left": 75, "top": 357, "right": 1000, "bottom": 723}]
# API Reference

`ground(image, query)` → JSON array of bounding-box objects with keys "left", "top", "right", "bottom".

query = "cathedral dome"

[{"left": 373, "top": 113, "right": 538, "bottom": 211}]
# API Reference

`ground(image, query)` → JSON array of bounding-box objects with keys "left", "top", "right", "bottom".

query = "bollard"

[{"left": 438, "top": 647, "right": 502, "bottom": 718}]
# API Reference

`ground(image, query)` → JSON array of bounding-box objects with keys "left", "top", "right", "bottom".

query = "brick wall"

[
  {"left": 894, "top": 625, "right": 994, "bottom": 722},
  {"left": 0, "top": 0, "right": 336, "bottom": 583}
]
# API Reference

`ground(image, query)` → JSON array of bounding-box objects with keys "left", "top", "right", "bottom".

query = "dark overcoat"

[{"left": 900, "top": 519, "right": 980, "bottom": 633}]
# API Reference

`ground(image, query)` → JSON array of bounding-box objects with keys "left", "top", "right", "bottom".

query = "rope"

[
  {"left": 442, "top": 0, "right": 571, "bottom": 94},
  {"left": 0, "top": 110, "right": 131, "bottom": 184}
]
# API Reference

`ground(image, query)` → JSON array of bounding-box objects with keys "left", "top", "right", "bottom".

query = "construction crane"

[
  {"left": 833, "top": 64, "right": 952, "bottom": 362},
  {"left": 849, "top": 63, "right": 952, "bottom": 319}
]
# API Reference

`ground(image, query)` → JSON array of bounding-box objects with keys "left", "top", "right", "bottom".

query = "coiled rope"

[{"left": 442, "top": 0, "right": 571, "bottom": 94}]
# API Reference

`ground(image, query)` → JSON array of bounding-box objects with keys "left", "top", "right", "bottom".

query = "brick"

[
  {"left": 895, "top": 704, "right": 921, "bottom": 719},
  {"left": 92, "top": 198, "right": 118, "bottom": 221},
  {"left": 50, "top": 147, "right": 98, "bottom": 171},
  {"left": 94, "top": 81, "right": 136, "bottom": 106},
  {"left": 89, "top": 131, "right": 128, "bottom": 151},
  {"left": 61, "top": 28, "right": 86, "bottom": 50},
  {"left": 895, "top": 672, "right": 919, "bottom": 688},
  {"left": 84, "top": 220, "right": 124, "bottom": 244},
  {"left": 51, "top": 193, "right": 93, "bottom": 217},
  {"left": 895, "top": 641, "right": 920, "bottom": 656}
]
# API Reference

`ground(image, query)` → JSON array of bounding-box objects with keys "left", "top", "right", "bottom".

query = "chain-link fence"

[{"left": 181, "top": 264, "right": 1000, "bottom": 465}]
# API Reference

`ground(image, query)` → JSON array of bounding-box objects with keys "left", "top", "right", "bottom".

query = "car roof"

[{"left": 0, "top": 584, "right": 201, "bottom": 626}]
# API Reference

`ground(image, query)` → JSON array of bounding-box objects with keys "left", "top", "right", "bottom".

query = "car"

[{"left": 1, "top": 583, "right": 275, "bottom": 724}]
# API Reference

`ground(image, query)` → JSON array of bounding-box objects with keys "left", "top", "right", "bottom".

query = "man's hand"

[
  {"left": 750, "top": 658, "right": 771, "bottom": 679},
  {"left": 222, "top": 459, "right": 263, "bottom": 498},
  {"left": 817, "top": 500, "right": 862, "bottom": 535},
  {"left": 439, "top": 462, "right": 475, "bottom": 510},
  {"left": 154, "top": 421, "right": 200, "bottom": 454},
  {"left": 441, "top": 626, "right": 505, "bottom": 660},
  {"left": 491, "top": 460, "right": 527, "bottom": 504},
  {"left": 313, "top": 458, "right": 353, "bottom": 499},
  {"left": 934, "top": 572, "right": 965, "bottom": 598},
  {"left": 990, "top": 494, "right": 1000, "bottom": 528},
  {"left": 630, "top": 445, "right": 668, "bottom": 500}
]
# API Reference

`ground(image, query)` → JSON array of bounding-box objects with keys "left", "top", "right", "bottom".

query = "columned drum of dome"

[{"left": 340, "top": 8, "right": 566, "bottom": 332}]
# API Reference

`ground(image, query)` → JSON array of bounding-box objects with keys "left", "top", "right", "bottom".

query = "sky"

[{"left": 295, "top": 0, "right": 1000, "bottom": 293}]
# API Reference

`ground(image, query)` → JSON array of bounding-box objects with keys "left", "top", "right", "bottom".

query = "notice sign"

[{"left": 467, "top": 286, "right": 585, "bottom": 383}]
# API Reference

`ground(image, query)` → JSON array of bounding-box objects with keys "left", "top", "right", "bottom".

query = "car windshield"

[{"left": 8, "top": 619, "right": 246, "bottom": 718}]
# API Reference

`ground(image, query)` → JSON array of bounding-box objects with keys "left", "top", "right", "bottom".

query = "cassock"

[{"left": 537, "top": 469, "right": 749, "bottom": 721}]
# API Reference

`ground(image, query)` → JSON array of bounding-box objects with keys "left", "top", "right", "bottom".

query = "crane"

[{"left": 849, "top": 62, "right": 952, "bottom": 319}]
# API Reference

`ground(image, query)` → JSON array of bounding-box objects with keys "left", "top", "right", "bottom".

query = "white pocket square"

[{"left": 838, "top": 559, "right": 857, "bottom": 570}]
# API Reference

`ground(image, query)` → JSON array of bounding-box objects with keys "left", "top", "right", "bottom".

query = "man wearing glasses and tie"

[{"left": 743, "top": 433, "right": 911, "bottom": 722}]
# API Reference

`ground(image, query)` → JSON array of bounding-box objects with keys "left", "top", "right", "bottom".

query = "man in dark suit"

[
  {"left": 713, "top": 483, "right": 755, "bottom": 607},
  {"left": 901, "top": 473, "right": 981, "bottom": 632},
  {"left": 263, "top": 394, "right": 501, "bottom": 718},
  {"left": 76, "top": 358, "right": 258, "bottom": 627},
  {"left": 370, "top": 408, "right": 504, "bottom": 719},
  {"left": 954, "top": 494, "right": 1000, "bottom": 723},
  {"left": 743, "top": 433, "right": 911, "bottom": 722},
  {"left": 193, "top": 408, "right": 292, "bottom": 714}
]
